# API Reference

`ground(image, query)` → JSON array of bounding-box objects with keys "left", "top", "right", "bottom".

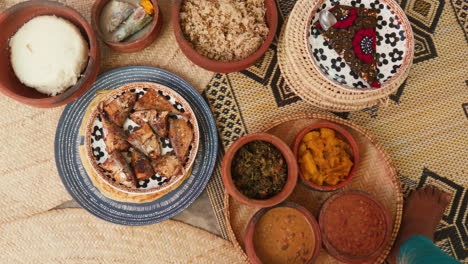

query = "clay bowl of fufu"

[{"left": 0, "top": 0, "right": 100, "bottom": 108}]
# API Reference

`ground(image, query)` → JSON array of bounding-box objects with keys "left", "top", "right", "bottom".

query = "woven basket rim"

[
  {"left": 302, "top": 0, "right": 415, "bottom": 92},
  {"left": 278, "top": 0, "right": 414, "bottom": 107},
  {"left": 278, "top": 19, "right": 413, "bottom": 111},
  {"left": 223, "top": 113, "right": 403, "bottom": 264},
  {"left": 81, "top": 83, "right": 200, "bottom": 195},
  {"left": 278, "top": 24, "right": 392, "bottom": 111}
]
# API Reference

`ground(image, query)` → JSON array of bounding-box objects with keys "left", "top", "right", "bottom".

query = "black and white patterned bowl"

[
  {"left": 307, "top": 0, "right": 413, "bottom": 91},
  {"left": 83, "top": 82, "right": 199, "bottom": 195}
]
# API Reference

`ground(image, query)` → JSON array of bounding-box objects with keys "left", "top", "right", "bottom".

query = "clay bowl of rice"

[
  {"left": 0, "top": 0, "right": 100, "bottom": 108},
  {"left": 172, "top": 0, "right": 278, "bottom": 73}
]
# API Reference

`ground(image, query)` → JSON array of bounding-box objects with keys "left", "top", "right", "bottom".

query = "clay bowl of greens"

[{"left": 221, "top": 133, "right": 298, "bottom": 208}]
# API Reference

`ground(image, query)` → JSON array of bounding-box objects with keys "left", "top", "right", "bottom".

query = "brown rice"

[{"left": 180, "top": 0, "right": 269, "bottom": 62}]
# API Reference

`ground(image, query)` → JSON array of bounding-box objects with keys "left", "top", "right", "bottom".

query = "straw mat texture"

[
  {"left": 0, "top": 97, "right": 70, "bottom": 223},
  {"left": 225, "top": 113, "right": 403, "bottom": 264},
  {"left": 204, "top": 0, "right": 468, "bottom": 261},
  {"left": 0, "top": 0, "right": 214, "bottom": 223},
  {"left": 0, "top": 208, "right": 248, "bottom": 263}
]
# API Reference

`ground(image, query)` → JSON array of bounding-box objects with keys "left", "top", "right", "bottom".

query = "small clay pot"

[
  {"left": 244, "top": 202, "right": 322, "bottom": 264},
  {"left": 172, "top": 0, "right": 278, "bottom": 73},
  {"left": 292, "top": 121, "right": 360, "bottom": 191},
  {"left": 92, "top": 0, "right": 162, "bottom": 53},
  {"left": 0, "top": 0, "right": 100, "bottom": 108},
  {"left": 221, "top": 132, "right": 298, "bottom": 208},
  {"left": 319, "top": 191, "right": 392, "bottom": 263}
]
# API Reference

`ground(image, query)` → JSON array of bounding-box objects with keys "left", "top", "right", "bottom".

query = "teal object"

[{"left": 398, "top": 235, "right": 462, "bottom": 264}]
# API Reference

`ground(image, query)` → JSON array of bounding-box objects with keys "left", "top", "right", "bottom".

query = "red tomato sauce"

[{"left": 322, "top": 194, "right": 387, "bottom": 257}]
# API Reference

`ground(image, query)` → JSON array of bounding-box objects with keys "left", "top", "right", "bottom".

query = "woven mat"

[
  {"left": 0, "top": 0, "right": 214, "bottom": 224},
  {"left": 204, "top": 0, "right": 468, "bottom": 262},
  {"left": 0, "top": 208, "right": 248, "bottom": 263}
]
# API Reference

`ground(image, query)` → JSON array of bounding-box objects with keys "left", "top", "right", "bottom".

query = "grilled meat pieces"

[
  {"left": 103, "top": 92, "right": 137, "bottom": 127},
  {"left": 130, "top": 149, "right": 154, "bottom": 180},
  {"left": 169, "top": 118, "right": 193, "bottom": 163},
  {"left": 127, "top": 122, "right": 161, "bottom": 160},
  {"left": 130, "top": 110, "right": 170, "bottom": 137},
  {"left": 99, "top": 151, "right": 136, "bottom": 188},
  {"left": 151, "top": 154, "right": 182, "bottom": 179},
  {"left": 134, "top": 89, "right": 179, "bottom": 114},
  {"left": 101, "top": 114, "right": 130, "bottom": 153},
  {"left": 153, "top": 111, "right": 170, "bottom": 137}
]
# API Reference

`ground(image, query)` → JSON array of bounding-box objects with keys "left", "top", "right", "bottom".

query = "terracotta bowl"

[
  {"left": 172, "top": 0, "right": 278, "bottom": 73},
  {"left": 221, "top": 133, "right": 298, "bottom": 208},
  {"left": 244, "top": 202, "right": 322, "bottom": 264},
  {"left": 319, "top": 191, "right": 392, "bottom": 263},
  {"left": 92, "top": 0, "right": 162, "bottom": 53},
  {"left": 0, "top": 0, "right": 100, "bottom": 108},
  {"left": 292, "top": 120, "right": 359, "bottom": 191}
]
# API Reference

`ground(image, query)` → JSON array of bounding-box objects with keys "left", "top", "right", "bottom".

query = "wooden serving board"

[{"left": 224, "top": 113, "right": 403, "bottom": 264}]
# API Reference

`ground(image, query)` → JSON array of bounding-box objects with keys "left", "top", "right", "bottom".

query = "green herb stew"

[{"left": 232, "top": 140, "right": 287, "bottom": 199}]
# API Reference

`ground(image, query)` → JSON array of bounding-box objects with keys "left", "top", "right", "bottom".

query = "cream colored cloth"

[
  {"left": 0, "top": 0, "right": 214, "bottom": 224},
  {"left": 0, "top": 208, "right": 248, "bottom": 263}
]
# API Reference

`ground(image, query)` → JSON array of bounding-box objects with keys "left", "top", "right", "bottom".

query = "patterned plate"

[
  {"left": 307, "top": 0, "right": 412, "bottom": 91},
  {"left": 55, "top": 66, "right": 218, "bottom": 226},
  {"left": 84, "top": 83, "right": 200, "bottom": 194}
]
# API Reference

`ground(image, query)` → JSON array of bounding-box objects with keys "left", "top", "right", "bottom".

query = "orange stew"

[
  {"left": 253, "top": 207, "right": 314, "bottom": 264},
  {"left": 323, "top": 195, "right": 386, "bottom": 257},
  {"left": 298, "top": 128, "right": 353, "bottom": 186}
]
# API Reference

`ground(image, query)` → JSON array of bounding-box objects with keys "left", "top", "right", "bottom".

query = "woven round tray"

[
  {"left": 278, "top": 29, "right": 388, "bottom": 112},
  {"left": 279, "top": 27, "right": 406, "bottom": 112},
  {"left": 224, "top": 113, "right": 403, "bottom": 263},
  {"left": 278, "top": 0, "right": 414, "bottom": 111},
  {"left": 278, "top": 27, "right": 359, "bottom": 112},
  {"left": 78, "top": 84, "right": 198, "bottom": 202},
  {"left": 56, "top": 66, "right": 219, "bottom": 225}
]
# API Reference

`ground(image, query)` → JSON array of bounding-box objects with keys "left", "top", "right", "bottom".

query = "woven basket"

[
  {"left": 224, "top": 113, "right": 403, "bottom": 263},
  {"left": 77, "top": 90, "right": 193, "bottom": 203},
  {"left": 278, "top": 0, "right": 414, "bottom": 111}
]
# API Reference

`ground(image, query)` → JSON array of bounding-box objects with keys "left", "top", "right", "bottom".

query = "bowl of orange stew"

[
  {"left": 319, "top": 191, "right": 392, "bottom": 263},
  {"left": 291, "top": 121, "right": 359, "bottom": 191},
  {"left": 244, "top": 202, "right": 322, "bottom": 264}
]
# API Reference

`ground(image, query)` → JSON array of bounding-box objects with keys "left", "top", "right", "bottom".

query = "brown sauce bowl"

[
  {"left": 221, "top": 133, "right": 298, "bottom": 208},
  {"left": 172, "top": 0, "right": 278, "bottom": 73},
  {"left": 92, "top": 0, "right": 162, "bottom": 53},
  {"left": 0, "top": 0, "right": 100, "bottom": 108},
  {"left": 244, "top": 202, "right": 322, "bottom": 264}
]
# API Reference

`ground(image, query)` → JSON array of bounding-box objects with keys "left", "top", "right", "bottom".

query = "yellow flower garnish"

[{"left": 141, "top": 0, "right": 154, "bottom": 15}]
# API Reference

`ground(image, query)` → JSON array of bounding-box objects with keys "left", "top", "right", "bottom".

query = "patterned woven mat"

[
  {"left": 0, "top": 208, "right": 248, "bottom": 263},
  {"left": 203, "top": 0, "right": 468, "bottom": 262},
  {"left": 0, "top": 0, "right": 214, "bottom": 224}
]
